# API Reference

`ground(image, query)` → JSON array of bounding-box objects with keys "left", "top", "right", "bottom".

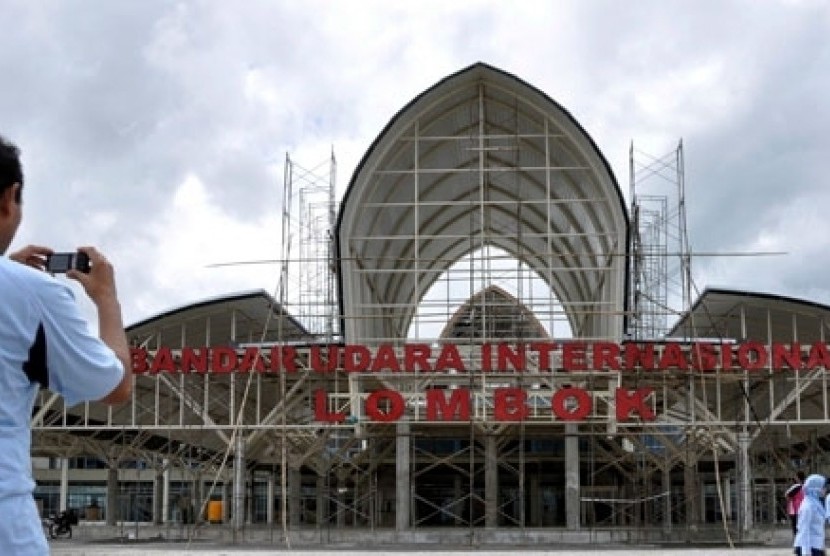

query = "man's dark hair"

[
  {"left": 0, "top": 134, "right": 24, "bottom": 202},
  {"left": 797, "top": 471, "right": 806, "bottom": 481}
]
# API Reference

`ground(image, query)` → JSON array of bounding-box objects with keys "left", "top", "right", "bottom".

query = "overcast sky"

[{"left": 2, "top": 0, "right": 829, "bottom": 331}]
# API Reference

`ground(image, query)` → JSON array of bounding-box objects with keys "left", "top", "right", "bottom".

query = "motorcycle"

[{"left": 43, "top": 509, "right": 77, "bottom": 540}]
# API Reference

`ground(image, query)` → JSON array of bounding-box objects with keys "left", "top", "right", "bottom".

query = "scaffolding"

[
  {"left": 28, "top": 63, "right": 830, "bottom": 548},
  {"left": 283, "top": 153, "right": 339, "bottom": 340},
  {"left": 629, "top": 140, "right": 690, "bottom": 340}
]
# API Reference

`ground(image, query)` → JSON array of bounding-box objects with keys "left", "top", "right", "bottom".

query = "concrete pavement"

[{"left": 49, "top": 542, "right": 797, "bottom": 555}]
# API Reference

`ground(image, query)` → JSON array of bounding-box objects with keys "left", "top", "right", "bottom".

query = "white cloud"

[{"left": 2, "top": 0, "right": 829, "bottom": 331}]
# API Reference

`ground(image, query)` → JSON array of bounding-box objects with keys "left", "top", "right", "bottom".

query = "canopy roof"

[
  {"left": 127, "top": 289, "right": 311, "bottom": 348},
  {"left": 336, "top": 62, "right": 629, "bottom": 343},
  {"left": 669, "top": 287, "right": 830, "bottom": 343}
]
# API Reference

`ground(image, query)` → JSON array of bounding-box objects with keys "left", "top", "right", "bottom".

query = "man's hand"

[
  {"left": 67, "top": 246, "right": 118, "bottom": 305},
  {"left": 67, "top": 246, "right": 132, "bottom": 404},
  {"left": 8, "top": 244, "right": 52, "bottom": 271}
]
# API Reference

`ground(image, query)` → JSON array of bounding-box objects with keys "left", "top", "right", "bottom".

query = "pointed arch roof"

[
  {"left": 336, "top": 62, "right": 630, "bottom": 342},
  {"left": 440, "top": 285, "right": 549, "bottom": 341}
]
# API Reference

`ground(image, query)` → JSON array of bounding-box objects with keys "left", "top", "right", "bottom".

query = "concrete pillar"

[
  {"left": 316, "top": 475, "right": 325, "bottom": 527},
  {"left": 153, "top": 468, "right": 165, "bottom": 524},
  {"left": 453, "top": 474, "right": 463, "bottom": 525},
  {"left": 233, "top": 435, "right": 246, "bottom": 538},
  {"left": 662, "top": 466, "right": 672, "bottom": 533},
  {"left": 395, "top": 422, "right": 410, "bottom": 531},
  {"left": 162, "top": 461, "right": 170, "bottom": 524},
  {"left": 684, "top": 459, "right": 699, "bottom": 526},
  {"left": 529, "top": 474, "right": 540, "bottom": 526},
  {"left": 193, "top": 471, "right": 203, "bottom": 523},
  {"left": 352, "top": 476, "right": 359, "bottom": 527},
  {"left": 737, "top": 432, "right": 752, "bottom": 532},
  {"left": 222, "top": 481, "right": 231, "bottom": 524},
  {"left": 106, "top": 466, "right": 118, "bottom": 526},
  {"left": 245, "top": 476, "right": 253, "bottom": 525},
  {"left": 336, "top": 475, "right": 346, "bottom": 527},
  {"left": 59, "top": 458, "right": 69, "bottom": 512},
  {"left": 565, "top": 423, "right": 580, "bottom": 530},
  {"left": 485, "top": 435, "right": 498, "bottom": 528},
  {"left": 266, "top": 471, "right": 275, "bottom": 525},
  {"left": 289, "top": 466, "right": 302, "bottom": 527}
]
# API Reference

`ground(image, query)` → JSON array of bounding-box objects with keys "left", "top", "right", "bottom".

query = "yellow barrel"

[{"left": 207, "top": 500, "right": 223, "bottom": 523}]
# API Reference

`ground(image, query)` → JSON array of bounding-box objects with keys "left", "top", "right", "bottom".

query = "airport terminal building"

[{"left": 30, "top": 63, "right": 830, "bottom": 546}]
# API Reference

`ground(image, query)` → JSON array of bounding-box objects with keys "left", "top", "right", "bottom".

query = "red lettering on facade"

[
  {"left": 372, "top": 344, "right": 401, "bottom": 372},
  {"left": 592, "top": 342, "right": 620, "bottom": 371},
  {"left": 616, "top": 388, "right": 655, "bottom": 421},
  {"left": 151, "top": 347, "right": 176, "bottom": 374},
  {"left": 426, "top": 388, "right": 470, "bottom": 421},
  {"left": 658, "top": 343, "right": 688, "bottom": 370},
  {"left": 624, "top": 343, "right": 655, "bottom": 370},
  {"left": 365, "top": 390, "right": 405, "bottom": 422},
  {"left": 552, "top": 387, "right": 592, "bottom": 420},
  {"left": 689, "top": 343, "right": 717, "bottom": 372},
  {"left": 238, "top": 346, "right": 266, "bottom": 372},
  {"left": 310, "top": 345, "right": 339, "bottom": 372},
  {"left": 181, "top": 347, "right": 208, "bottom": 373},
  {"left": 435, "top": 344, "right": 465, "bottom": 372},
  {"left": 529, "top": 342, "right": 556, "bottom": 371},
  {"left": 497, "top": 343, "right": 525, "bottom": 372},
  {"left": 737, "top": 342, "right": 767, "bottom": 371},
  {"left": 806, "top": 342, "right": 830, "bottom": 369},
  {"left": 131, "top": 347, "right": 148, "bottom": 374},
  {"left": 314, "top": 389, "right": 346, "bottom": 422},
  {"left": 772, "top": 342, "right": 802, "bottom": 370},
  {"left": 562, "top": 343, "right": 587, "bottom": 371},
  {"left": 494, "top": 388, "right": 529, "bottom": 421},
  {"left": 344, "top": 345, "right": 371, "bottom": 372},
  {"left": 404, "top": 344, "right": 432, "bottom": 371}
]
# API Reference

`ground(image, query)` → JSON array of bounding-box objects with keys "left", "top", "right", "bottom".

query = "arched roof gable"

[{"left": 336, "top": 62, "right": 630, "bottom": 342}]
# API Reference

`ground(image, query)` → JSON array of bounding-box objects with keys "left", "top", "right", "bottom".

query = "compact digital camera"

[{"left": 46, "top": 252, "right": 91, "bottom": 274}]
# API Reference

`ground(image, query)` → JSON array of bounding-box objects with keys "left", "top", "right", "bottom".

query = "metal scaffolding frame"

[{"left": 27, "top": 63, "right": 830, "bottom": 547}]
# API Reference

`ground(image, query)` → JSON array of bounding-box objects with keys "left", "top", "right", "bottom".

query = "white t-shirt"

[{"left": 0, "top": 256, "right": 124, "bottom": 552}]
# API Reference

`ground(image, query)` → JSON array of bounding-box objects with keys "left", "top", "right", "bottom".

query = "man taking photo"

[{"left": 0, "top": 135, "right": 132, "bottom": 555}]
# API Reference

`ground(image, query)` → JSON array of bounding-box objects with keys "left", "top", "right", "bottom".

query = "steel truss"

[{"left": 28, "top": 63, "right": 830, "bottom": 545}]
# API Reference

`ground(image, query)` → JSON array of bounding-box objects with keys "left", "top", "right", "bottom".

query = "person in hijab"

[{"left": 794, "top": 473, "right": 826, "bottom": 556}]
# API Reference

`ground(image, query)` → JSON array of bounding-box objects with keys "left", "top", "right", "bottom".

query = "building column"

[
  {"left": 289, "top": 466, "right": 302, "bottom": 527},
  {"left": 59, "top": 458, "right": 69, "bottom": 512},
  {"left": 737, "top": 431, "right": 753, "bottom": 532},
  {"left": 233, "top": 435, "right": 246, "bottom": 539},
  {"left": 336, "top": 474, "right": 346, "bottom": 527},
  {"left": 153, "top": 464, "right": 167, "bottom": 524},
  {"left": 565, "top": 423, "right": 580, "bottom": 530},
  {"left": 453, "top": 474, "right": 463, "bottom": 525},
  {"left": 395, "top": 422, "right": 410, "bottom": 531},
  {"left": 529, "top": 474, "right": 540, "bottom": 526},
  {"left": 684, "top": 458, "right": 699, "bottom": 527},
  {"left": 485, "top": 435, "right": 498, "bottom": 528},
  {"left": 266, "top": 471, "right": 275, "bottom": 525},
  {"left": 162, "top": 461, "right": 170, "bottom": 524},
  {"left": 662, "top": 465, "right": 672, "bottom": 533},
  {"left": 245, "top": 476, "right": 253, "bottom": 525},
  {"left": 193, "top": 470, "right": 203, "bottom": 523},
  {"left": 222, "top": 481, "right": 231, "bottom": 524},
  {"left": 316, "top": 475, "right": 325, "bottom": 527},
  {"left": 106, "top": 466, "right": 119, "bottom": 526}
]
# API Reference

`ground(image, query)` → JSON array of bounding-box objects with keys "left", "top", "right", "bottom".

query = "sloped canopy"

[
  {"left": 669, "top": 287, "right": 830, "bottom": 343},
  {"left": 127, "top": 289, "right": 311, "bottom": 347},
  {"left": 336, "top": 62, "right": 629, "bottom": 343}
]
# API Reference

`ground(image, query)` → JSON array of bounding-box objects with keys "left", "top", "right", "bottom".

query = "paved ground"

[{"left": 49, "top": 542, "right": 797, "bottom": 555}]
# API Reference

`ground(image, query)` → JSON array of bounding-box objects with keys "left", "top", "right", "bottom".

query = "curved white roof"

[{"left": 336, "top": 63, "right": 629, "bottom": 343}]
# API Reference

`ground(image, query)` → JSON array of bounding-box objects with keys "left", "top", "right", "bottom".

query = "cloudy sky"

[{"left": 2, "top": 0, "right": 829, "bottom": 331}]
